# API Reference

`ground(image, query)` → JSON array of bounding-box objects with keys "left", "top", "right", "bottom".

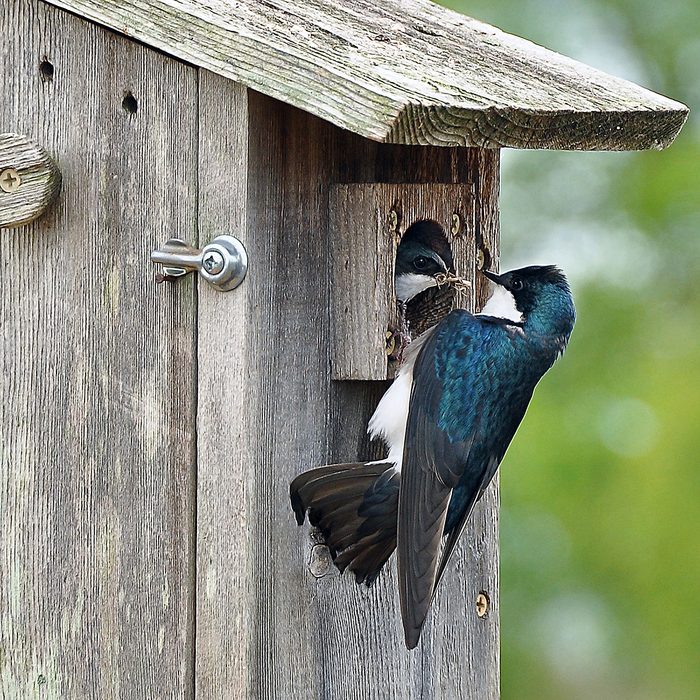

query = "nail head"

[
  {"left": 451, "top": 213, "right": 461, "bottom": 236},
  {"left": 388, "top": 209, "right": 398, "bottom": 233}
]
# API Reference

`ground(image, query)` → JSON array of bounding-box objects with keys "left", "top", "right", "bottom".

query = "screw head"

[
  {"left": 202, "top": 250, "right": 225, "bottom": 275},
  {"left": 451, "top": 213, "right": 461, "bottom": 236},
  {"left": 476, "top": 592, "right": 489, "bottom": 618},
  {"left": 385, "top": 330, "right": 397, "bottom": 357},
  {"left": 0, "top": 168, "right": 21, "bottom": 193},
  {"left": 388, "top": 209, "right": 398, "bottom": 233}
]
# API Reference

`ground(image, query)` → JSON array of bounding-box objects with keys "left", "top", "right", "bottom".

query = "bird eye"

[
  {"left": 511, "top": 278, "right": 524, "bottom": 291},
  {"left": 413, "top": 256, "right": 429, "bottom": 271}
]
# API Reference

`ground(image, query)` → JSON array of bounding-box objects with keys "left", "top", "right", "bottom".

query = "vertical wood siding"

[
  {"left": 0, "top": 2, "right": 197, "bottom": 697},
  {"left": 1, "top": 3, "right": 499, "bottom": 697},
  {"left": 194, "top": 85, "right": 500, "bottom": 697}
]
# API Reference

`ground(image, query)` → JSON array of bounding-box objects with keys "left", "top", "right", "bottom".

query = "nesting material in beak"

[{"left": 434, "top": 272, "right": 471, "bottom": 295}]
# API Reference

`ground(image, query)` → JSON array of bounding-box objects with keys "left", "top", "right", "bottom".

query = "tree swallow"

[
  {"left": 389, "top": 220, "right": 467, "bottom": 359},
  {"left": 291, "top": 264, "right": 575, "bottom": 649},
  {"left": 394, "top": 220, "right": 455, "bottom": 303}
]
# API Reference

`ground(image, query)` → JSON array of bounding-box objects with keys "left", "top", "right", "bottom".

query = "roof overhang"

[{"left": 42, "top": 0, "right": 689, "bottom": 150}]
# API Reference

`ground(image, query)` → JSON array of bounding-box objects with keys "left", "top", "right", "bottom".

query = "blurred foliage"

[{"left": 440, "top": 1, "right": 700, "bottom": 697}]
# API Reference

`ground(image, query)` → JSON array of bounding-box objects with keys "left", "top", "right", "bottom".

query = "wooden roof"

[{"left": 43, "top": 0, "right": 688, "bottom": 150}]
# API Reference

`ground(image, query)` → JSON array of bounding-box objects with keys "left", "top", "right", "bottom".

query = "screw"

[
  {"left": 385, "top": 330, "right": 397, "bottom": 357},
  {"left": 476, "top": 592, "right": 489, "bottom": 618},
  {"left": 202, "top": 250, "right": 225, "bottom": 275},
  {"left": 388, "top": 209, "right": 398, "bottom": 234},
  {"left": 451, "top": 213, "right": 461, "bottom": 236},
  {"left": 0, "top": 168, "right": 21, "bottom": 193},
  {"left": 476, "top": 248, "right": 486, "bottom": 271}
]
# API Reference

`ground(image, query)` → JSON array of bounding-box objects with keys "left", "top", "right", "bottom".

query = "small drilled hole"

[
  {"left": 122, "top": 91, "right": 138, "bottom": 115},
  {"left": 39, "top": 58, "right": 54, "bottom": 82}
]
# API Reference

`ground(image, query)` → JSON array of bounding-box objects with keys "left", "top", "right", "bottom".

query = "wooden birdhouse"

[{"left": 0, "top": 0, "right": 687, "bottom": 697}]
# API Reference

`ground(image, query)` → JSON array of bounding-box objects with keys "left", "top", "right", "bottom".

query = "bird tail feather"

[{"left": 290, "top": 462, "right": 399, "bottom": 586}]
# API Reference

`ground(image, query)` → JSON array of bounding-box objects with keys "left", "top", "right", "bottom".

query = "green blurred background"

[{"left": 439, "top": 1, "right": 700, "bottom": 697}]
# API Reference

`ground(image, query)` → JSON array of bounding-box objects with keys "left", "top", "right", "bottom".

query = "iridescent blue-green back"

[{"left": 406, "top": 286, "right": 574, "bottom": 535}]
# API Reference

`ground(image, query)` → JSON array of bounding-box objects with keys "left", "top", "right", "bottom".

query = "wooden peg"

[{"left": 0, "top": 133, "right": 62, "bottom": 228}]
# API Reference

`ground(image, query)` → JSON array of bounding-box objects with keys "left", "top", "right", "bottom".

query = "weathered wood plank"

[
  {"left": 0, "top": 2, "right": 197, "bottom": 697},
  {"left": 194, "top": 74, "right": 254, "bottom": 698},
  {"left": 421, "top": 148, "right": 500, "bottom": 699},
  {"left": 194, "top": 89, "right": 339, "bottom": 698},
  {"left": 194, "top": 87, "right": 499, "bottom": 695},
  {"left": 330, "top": 183, "right": 475, "bottom": 381},
  {"left": 324, "top": 149, "right": 500, "bottom": 700},
  {"left": 40, "top": 0, "right": 687, "bottom": 150},
  {"left": 0, "top": 133, "right": 61, "bottom": 227}
]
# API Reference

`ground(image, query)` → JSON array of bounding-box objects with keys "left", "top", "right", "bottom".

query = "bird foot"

[{"left": 386, "top": 328, "right": 411, "bottom": 363}]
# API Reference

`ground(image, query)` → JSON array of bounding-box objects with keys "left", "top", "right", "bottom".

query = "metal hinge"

[{"left": 150, "top": 235, "right": 248, "bottom": 292}]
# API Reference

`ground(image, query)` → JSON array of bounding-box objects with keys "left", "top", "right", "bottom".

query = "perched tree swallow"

[{"left": 291, "top": 264, "right": 575, "bottom": 649}]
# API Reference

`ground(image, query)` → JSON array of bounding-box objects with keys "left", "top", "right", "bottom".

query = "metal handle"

[{"left": 151, "top": 235, "right": 248, "bottom": 292}]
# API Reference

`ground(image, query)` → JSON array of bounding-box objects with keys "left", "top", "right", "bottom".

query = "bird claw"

[{"left": 386, "top": 329, "right": 411, "bottom": 363}]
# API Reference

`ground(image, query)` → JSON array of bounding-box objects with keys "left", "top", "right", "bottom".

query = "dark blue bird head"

[
  {"left": 482, "top": 265, "right": 576, "bottom": 348},
  {"left": 395, "top": 220, "right": 454, "bottom": 302}
]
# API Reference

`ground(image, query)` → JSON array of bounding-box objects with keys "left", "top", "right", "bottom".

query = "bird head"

[
  {"left": 481, "top": 265, "right": 575, "bottom": 337},
  {"left": 395, "top": 220, "right": 454, "bottom": 302}
]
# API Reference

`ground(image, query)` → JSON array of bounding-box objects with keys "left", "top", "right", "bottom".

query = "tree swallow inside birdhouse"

[
  {"left": 394, "top": 220, "right": 455, "bottom": 302},
  {"left": 291, "top": 264, "right": 576, "bottom": 649}
]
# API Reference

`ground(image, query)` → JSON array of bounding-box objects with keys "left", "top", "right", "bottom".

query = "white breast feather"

[
  {"left": 367, "top": 363, "right": 412, "bottom": 470},
  {"left": 367, "top": 285, "right": 519, "bottom": 472},
  {"left": 478, "top": 285, "right": 523, "bottom": 323},
  {"left": 366, "top": 327, "right": 437, "bottom": 470},
  {"left": 394, "top": 272, "right": 437, "bottom": 302}
]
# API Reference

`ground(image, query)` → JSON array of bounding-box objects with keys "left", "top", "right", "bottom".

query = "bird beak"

[
  {"left": 481, "top": 269, "right": 504, "bottom": 286},
  {"left": 429, "top": 252, "right": 449, "bottom": 274}
]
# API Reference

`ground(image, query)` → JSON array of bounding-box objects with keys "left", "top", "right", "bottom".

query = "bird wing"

[{"left": 397, "top": 310, "right": 526, "bottom": 648}]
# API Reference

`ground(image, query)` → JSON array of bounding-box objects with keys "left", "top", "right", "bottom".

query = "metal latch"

[{"left": 150, "top": 235, "right": 248, "bottom": 292}]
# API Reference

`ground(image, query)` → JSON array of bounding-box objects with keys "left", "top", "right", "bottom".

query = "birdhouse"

[{"left": 0, "top": 0, "right": 687, "bottom": 697}]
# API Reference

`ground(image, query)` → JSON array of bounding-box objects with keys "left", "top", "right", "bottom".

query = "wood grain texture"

[
  {"left": 325, "top": 150, "right": 500, "bottom": 700},
  {"left": 0, "top": 2, "right": 197, "bottom": 697},
  {"left": 194, "top": 87, "right": 499, "bottom": 696},
  {"left": 40, "top": 0, "right": 688, "bottom": 150},
  {"left": 194, "top": 74, "right": 253, "bottom": 698},
  {"left": 193, "top": 89, "right": 339, "bottom": 699},
  {"left": 330, "top": 183, "right": 475, "bottom": 380},
  {"left": 0, "top": 133, "right": 61, "bottom": 228}
]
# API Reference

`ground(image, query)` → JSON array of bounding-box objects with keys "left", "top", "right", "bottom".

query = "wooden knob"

[{"left": 0, "top": 133, "right": 61, "bottom": 228}]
